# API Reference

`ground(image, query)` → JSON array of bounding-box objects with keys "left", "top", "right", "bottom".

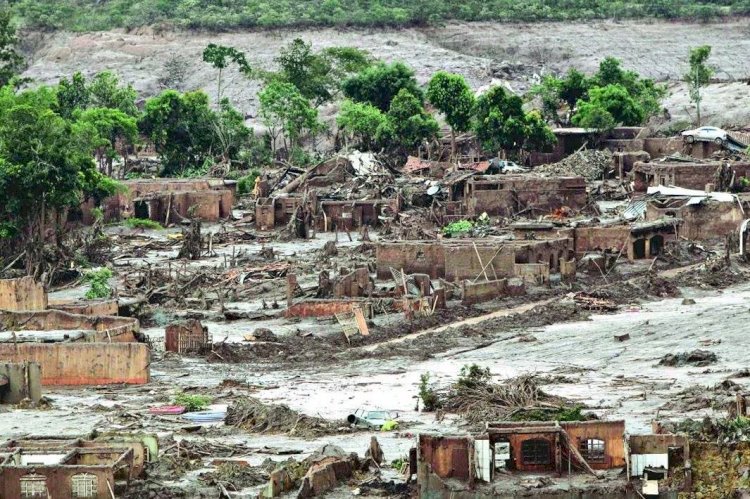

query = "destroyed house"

[
  {"left": 632, "top": 160, "right": 750, "bottom": 193},
  {"left": 418, "top": 421, "right": 627, "bottom": 496},
  {"left": 403, "top": 155, "right": 491, "bottom": 177},
  {"left": 573, "top": 219, "right": 680, "bottom": 261},
  {"left": 85, "top": 178, "right": 236, "bottom": 224},
  {"left": 0, "top": 437, "right": 151, "bottom": 499},
  {"left": 627, "top": 433, "right": 691, "bottom": 496},
  {"left": 376, "top": 238, "right": 574, "bottom": 284},
  {"left": 462, "top": 175, "right": 588, "bottom": 217},
  {"left": 255, "top": 194, "right": 399, "bottom": 232},
  {"left": 643, "top": 186, "right": 743, "bottom": 240}
]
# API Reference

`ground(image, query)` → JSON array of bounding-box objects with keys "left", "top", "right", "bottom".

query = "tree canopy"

[
  {"left": 0, "top": 7, "right": 23, "bottom": 87},
  {"left": 0, "top": 85, "right": 117, "bottom": 273},
  {"left": 427, "top": 71, "right": 475, "bottom": 154},
  {"left": 258, "top": 81, "right": 321, "bottom": 156},
  {"left": 342, "top": 62, "right": 421, "bottom": 112},
  {"left": 386, "top": 88, "right": 439, "bottom": 152},
  {"left": 530, "top": 57, "right": 664, "bottom": 127},
  {"left": 139, "top": 90, "right": 220, "bottom": 176},
  {"left": 474, "top": 85, "right": 555, "bottom": 155}
]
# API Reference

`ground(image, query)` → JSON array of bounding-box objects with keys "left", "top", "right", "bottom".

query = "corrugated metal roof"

[{"left": 623, "top": 199, "right": 647, "bottom": 220}]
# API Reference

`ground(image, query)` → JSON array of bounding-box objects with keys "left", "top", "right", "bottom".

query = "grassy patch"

[
  {"left": 125, "top": 218, "right": 163, "bottom": 230},
  {"left": 174, "top": 393, "right": 212, "bottom": 412}
]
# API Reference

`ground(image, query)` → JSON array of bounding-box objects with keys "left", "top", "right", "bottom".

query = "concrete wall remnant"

[
  {"left": 0, "top": 309, "right": 139, "bottom": 343},
  {"left": 633, "top": 161, "right": 750, "bottom": 192},
  {"left": 0, "top": 277, "right": 47, "bottom": 312},
  {"left": 0, "top": 343, "right": 150, "bottom": 386},
  {"left": 285, "top": 299, "right": 375, "bottom": 318},
  {"left": 462, "top": 278, "right": 526, "bottom": 306}
]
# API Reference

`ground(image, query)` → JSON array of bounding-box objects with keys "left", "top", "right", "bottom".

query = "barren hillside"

[{"left": 21, "top": 19, "right": 750, "bottom": 127}]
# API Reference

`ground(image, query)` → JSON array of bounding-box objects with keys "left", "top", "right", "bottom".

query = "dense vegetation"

[{"left": 10, "top": 0, "right": 750, "bottom": 31}]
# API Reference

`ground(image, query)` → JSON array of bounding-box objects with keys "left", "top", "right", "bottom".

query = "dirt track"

[{"left": 20, "top": 20, "right": 750, "bottom": 126}]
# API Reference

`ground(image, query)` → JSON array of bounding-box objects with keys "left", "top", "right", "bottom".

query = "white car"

[{"left": 682, "top": 126, "right": 728, "bottom": 145}]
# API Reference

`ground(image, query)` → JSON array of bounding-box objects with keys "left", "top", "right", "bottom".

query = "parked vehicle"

[{"left": 681, "top": 126, "right": 728, "bottom": 145}]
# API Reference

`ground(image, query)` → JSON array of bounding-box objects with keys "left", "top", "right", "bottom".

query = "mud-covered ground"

[
  {"left": 20, "top": 20, "right": 750, "bottom": 128},
  {"left": 4, "top": 251, "right": 750, "bottom": 495}
]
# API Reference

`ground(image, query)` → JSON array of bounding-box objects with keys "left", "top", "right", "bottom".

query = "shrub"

[
  {"left": 457, "top": 364, "right": 491, "bottom": 388},
  {"left": 419, "top": 373, "right": 441, "bottom": 411},
  {"left": 84, "top": 268, "right": 113, "bottom": 300},
  {"left": 442, "top": 220, "right": 473, "bottom": 237},
  {"left": 125, "top": 218, "right": 163, "bottom": 230},
  {"left": 174, "top": 393, "right": 212, "bottom": 412}
]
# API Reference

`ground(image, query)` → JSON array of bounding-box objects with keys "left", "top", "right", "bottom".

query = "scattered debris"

[{"left": 659, "top": 350, "right": 718, "bottom": 367}]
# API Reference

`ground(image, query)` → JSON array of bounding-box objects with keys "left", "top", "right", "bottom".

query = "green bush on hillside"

[{"left": 11, "top": 0, "right": 744, "bottom": 32}]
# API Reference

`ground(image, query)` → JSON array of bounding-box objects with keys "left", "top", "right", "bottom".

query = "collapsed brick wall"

[
  {"left": 465, "top": 176, "right": 587, "bottom": 217},
  {"left": 633, "top": 161, "right": 750, "bottom": 192},
  {"left": 462, "top": 278, "right": 525, "bottom": 305},
  {"left": 561, "top": 420, "right": 626, "bottom": 470},
  {"left": 376, "top": 239, "right": 572, "bottom": 282},
  {"left": 646, "top": 202, "right": 743, "bottom": 240},
  {"left": 574, "top": 226, "right": 632, "bottom": 256},
  {"left": 48, "top": 300, "right": 119, "bottom": 317},
  {"left": 1, "top": 466, "right": 118, "bottom": 499},
  {"left": 0, "top": 278, "right": 47, "bottom": 312}
]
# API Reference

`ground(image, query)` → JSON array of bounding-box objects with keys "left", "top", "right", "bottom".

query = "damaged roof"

[{"left": 646, "top": 185, "right": 738, "bottom": 204}]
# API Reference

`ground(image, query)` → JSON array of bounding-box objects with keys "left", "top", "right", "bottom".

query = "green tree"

[
  {"left": 342, "top": 62, "right": 421, "bottom": 112},
  {"left": 88, "top": 72, "right": 138, "bottom": 116},
  {"left": 426, "top": 71, "right": 475, "bottom": 156},
  {"left": 0, "top": 86, "right": 117, "bottom": 276},
  {"left": 276, "top": 38, "right": 331, "bottom": 105},
  {"left": 559, "top": 69, "right": 590, "bottom": 109},
  {"left": 529, "top": 75, "right": 563, "bottom": 124},
  {"left": 570, "top": 103, "right": 616, "bottom": 132},
  {"left": 685, "top": 45, "right": 712, "bottom": 126},
  {"left": 214, "top": 98, "right": 252, "bottom": 165},
  {"left": 574, "top": 84, "right": 644, "bottom": 127},
  {"left": 0, "top": 7, "right": 24, "bottom": 87},
  {"left": 273, "top": 40, "right": 372, "bottom": 106},
  {"left": 336, "top": 99, "right": 389, "bottom": 150},
  {"left": 139, "top": 90, "right": 219, "bottom": 176},
  {"left": 258, "top": 81, "right": 321, "bottom": 157},
  {"left": 386, "top": 88, "right": 439, "bottom": 152},
  {"left": 202, "top": 44, "right": 251, "bottom": 102},
  {"left": 57, "top": 72, "right": 89, "bottom": 119},
  {"left": 75, "top": 108, "right": 138, "bottom": 177},
  {"left": 474, "top": 86, "right": 554, "bottom": 156}
]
